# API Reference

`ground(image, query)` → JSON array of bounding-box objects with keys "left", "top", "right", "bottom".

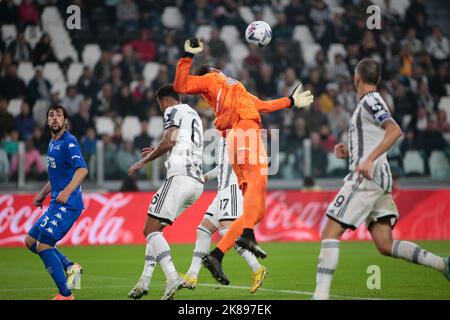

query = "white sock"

[
  {"left": 220, "top": 226, "right": 261, "bottom": 273},
  {"left": 391, "top": 240, "right": 445, "bottom": 272},
  {"left": 313, "top": 239, "right": 340, "bottom": 300},
  {"left": 148, "top": 231, "right": 178, "bottom": 282},
  {"left": 186, "top": 225, "right": 213, "bottom": 278},
  {"left": 140, "top": 236, "right": 157, "bottom": 288}
]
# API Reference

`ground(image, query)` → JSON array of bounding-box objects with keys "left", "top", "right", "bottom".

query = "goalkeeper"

[{"left": 174, "top": 38, "right": 314, "bottom": 285}]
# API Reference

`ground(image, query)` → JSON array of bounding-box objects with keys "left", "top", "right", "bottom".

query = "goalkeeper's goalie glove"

[
  {"left": 183, "top": 38, "right": 204, "bottom": 58},
  {"left": 288, "top": 84, "right": 314, "bottom": 109}
]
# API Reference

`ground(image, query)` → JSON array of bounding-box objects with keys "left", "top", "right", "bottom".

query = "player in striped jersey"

[
  {"left": 127, "top": 85, "right": 204, "bottom": 300},
  {"left": 312, "top": 58, "right": 450, "bottom": 300},
  {"left": 180, "top": 136, "right": 268, "bottom": 293}
]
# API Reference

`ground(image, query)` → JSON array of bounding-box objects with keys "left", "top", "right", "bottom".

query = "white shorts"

[
  {"left": 148, "top": 175, "right": 203, "bottom": 225},
  {"left": 326, "top": 179, "right": 399, "bottom": 230},
  {"left": 204, "top": 184, "right": 243, "bottom": 228}
]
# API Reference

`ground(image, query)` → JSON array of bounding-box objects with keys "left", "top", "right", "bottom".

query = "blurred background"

[{"left": 0, "top": 0, "right": 449, "bottom": 192}]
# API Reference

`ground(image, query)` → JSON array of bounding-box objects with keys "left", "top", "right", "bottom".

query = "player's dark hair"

[
  {"left": 47, "top": 104, "right": 69, "bottom": 119},
  {"left": 356, "top": 58, "right": 381, "bottom": 86},
  {"left": 196, "top": 65, "right": 211, "bottom": 76},
  {"left": 156, "top": 84, "right": 180, "bottom": 102}
]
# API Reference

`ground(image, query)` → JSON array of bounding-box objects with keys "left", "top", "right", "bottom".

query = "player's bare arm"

[
  {"left": 33, "top": 181, "right": 51, "bottom": 207},
  {"left": 356, "top": 119, "right": 403, "bottom": 180},
  {"left": 56, "top": 167, "right": 89, "bottom": 204},
  {"left": 128, "top": 126, "right": 179, "bottom": 176}
]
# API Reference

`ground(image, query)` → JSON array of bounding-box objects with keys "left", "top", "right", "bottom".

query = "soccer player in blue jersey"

[{"left": 24, "top": 104, "right": 88, "bottom": 300}]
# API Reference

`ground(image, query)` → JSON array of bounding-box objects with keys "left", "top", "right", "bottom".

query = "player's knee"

[
  {"left": 24, "top": 236, "right": 35, "bottom": 250},
  {"left": 376, "top": 243, "right": 392, "bottom": 256},
  {"left": 36, "top": 242, "right": 52, "bottom": 253}
]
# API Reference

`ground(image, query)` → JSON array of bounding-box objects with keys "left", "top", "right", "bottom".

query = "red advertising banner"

[{"left": 1, "top": 189, "right": 450, "bottom": 247}]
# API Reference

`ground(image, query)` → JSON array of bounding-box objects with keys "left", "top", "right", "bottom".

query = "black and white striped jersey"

[
  {"left": 345, "top": 91, "right": 394, "bottom": 192},
  {"left": 163, "top": 104, "right": 203, "bottom": 182},
  {"left": 217, "top": 136, "right": 238, "bottom": 191}
]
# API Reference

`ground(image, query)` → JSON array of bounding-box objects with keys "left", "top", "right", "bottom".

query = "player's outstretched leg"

[
  {"left": 182, "top": 223, "right": 214, "bottom": 289},
  {"left": 370, "top": 220, "right": 449, "bottom": 281},
  {"left": 234, "top": 162, "right": 268, "bottom": 259},
  {"left": 202, "top": 252, "right": 230, "bottom": 285},
  {"left": 128, "top": 234, "right": 157, "bottom": 300},
  {"left": 219, "top": 226, "right": 268, "bottom": 293}
]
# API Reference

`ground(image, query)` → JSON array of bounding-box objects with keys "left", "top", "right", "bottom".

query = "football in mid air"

[{"left": 245, "top": 20, "right": 272, "bottom": 47}]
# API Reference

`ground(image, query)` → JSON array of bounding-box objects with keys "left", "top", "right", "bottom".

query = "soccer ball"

[{"left": 245, "top": 20, "right": 272, "bottom": 47}]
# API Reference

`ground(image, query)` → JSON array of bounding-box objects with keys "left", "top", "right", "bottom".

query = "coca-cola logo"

[
  {"left": 255, "top": 191, "right": 375, "bottom": 242},
  {"left": 0, "top": 193, "right": 133, "bottom": 246}
]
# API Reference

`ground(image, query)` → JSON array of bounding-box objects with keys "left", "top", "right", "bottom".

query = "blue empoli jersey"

[{"left": 47, "top": 131, "right": 87, "bottom": 210}]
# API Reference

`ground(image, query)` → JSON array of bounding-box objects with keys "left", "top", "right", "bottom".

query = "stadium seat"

[
  {"left": 17, "top": 62, "right": 35, "bottom": 85},
  {"left": 262, "top": 5, "right": 277, "bottom": 28},
  {"left": 230, "top": 43, "right": 249, "bottom": 69},
  {"left": 327, "top": 43, "right": 347, "bottom": 64},
  {"left": 143, "top": 62, "right": 160, "bottom": 85},
  {"left": 33, "top": 99, "right": 49, "bottom": 128},
  {"left": 67, "top": 62, "right": 84, "bottom": 85},
  {"left": 42, "top": 7, "right": 63, "bottom": 28},
  {"left": 1, "top": 24, "right": 17, "bottom": 46},
  {"left": 301, "top": 43, "right": 322, "bottom": 66},
  {"left": 54, "top": 44, "right": 79, "bottom": 62},
  {"left": 293, "top": 25, "right": 314, "bottom": 44},
  {"left": 95, "top": 116, "right": 115, "bottom": 136},
  {"left": 403, "top": 150, "right": 425, "bottom": 176},
  {"left": 82, "top": 44, "right": 102, "bottom": 69},
  {"left": 51, "top": 81, "right": 67, "bottom": 99},
  {"left": 147, "top": 116, "right": 164, "bottom": 139},
  {"left": 429, "top": 151, "right": 450, "bottom": 180},
  {"left": 121, "top": 116, "right": 142, "bottom": 142},
  {"left": 24, "top": 25, "right": 42, "bottom": 49},
  {"left": 438, "top": 97, "right": 450, "bottom": 120},
  {"left": 238, "top": 6, "right": 254, "bottom": 24},
  {"left": 161, "top": 7, "right": 184, "bottom": 29},
  {"left": 220, "top": 25, "right": 240, "bottom": 49},
  {"left": 326, "top": 152, "right": 347, "bottom": 176},
  {"left": 195, "top": 25, "right": 213, "bottom": 42},
  {"left": 7, "top": 99, "right": 22, "bottom": 117},
  {"left": 43, "top": 62, "right": 65, "bottom": 86}
]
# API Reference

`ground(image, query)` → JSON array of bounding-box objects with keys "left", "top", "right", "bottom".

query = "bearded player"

[
  {"left": 25, "top": 105, "right": 88, "bottom": 300},
  {"left": 174, "top": 38, "right": 314, "bottom": 284}
]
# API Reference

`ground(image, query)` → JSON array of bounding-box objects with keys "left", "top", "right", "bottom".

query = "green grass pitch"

[{"left": 0, "top": 241, "right": 449, "bottom": 300}]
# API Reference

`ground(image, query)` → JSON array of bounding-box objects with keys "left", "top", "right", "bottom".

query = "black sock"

[
  {"left": 211, "top": 247, "right": 224, "bottom": 263},
  {"left": 242, "top": 228, "right": 255, "bottom": 241}
]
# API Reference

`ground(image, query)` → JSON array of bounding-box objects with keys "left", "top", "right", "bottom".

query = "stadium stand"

[{"left": 0, "top": 0, "right": 449, "bottom": 184}]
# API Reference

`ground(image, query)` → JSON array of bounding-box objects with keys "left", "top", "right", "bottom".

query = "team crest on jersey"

[{"left": 226, "top": 78, "right": 238, "bottom": 85}]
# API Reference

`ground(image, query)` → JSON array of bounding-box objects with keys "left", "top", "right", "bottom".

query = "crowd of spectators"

[{"left": 0, "top": 0, "right": 449, "bottom": 183}]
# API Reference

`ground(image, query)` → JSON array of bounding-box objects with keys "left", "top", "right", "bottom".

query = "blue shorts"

[{"left": 28, "top": 201, "right": 82, "bottom": 246}]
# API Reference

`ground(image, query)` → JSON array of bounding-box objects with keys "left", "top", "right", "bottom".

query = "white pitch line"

[{"left": 0, "top": 283, "right": 386, "bottom": 300}]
